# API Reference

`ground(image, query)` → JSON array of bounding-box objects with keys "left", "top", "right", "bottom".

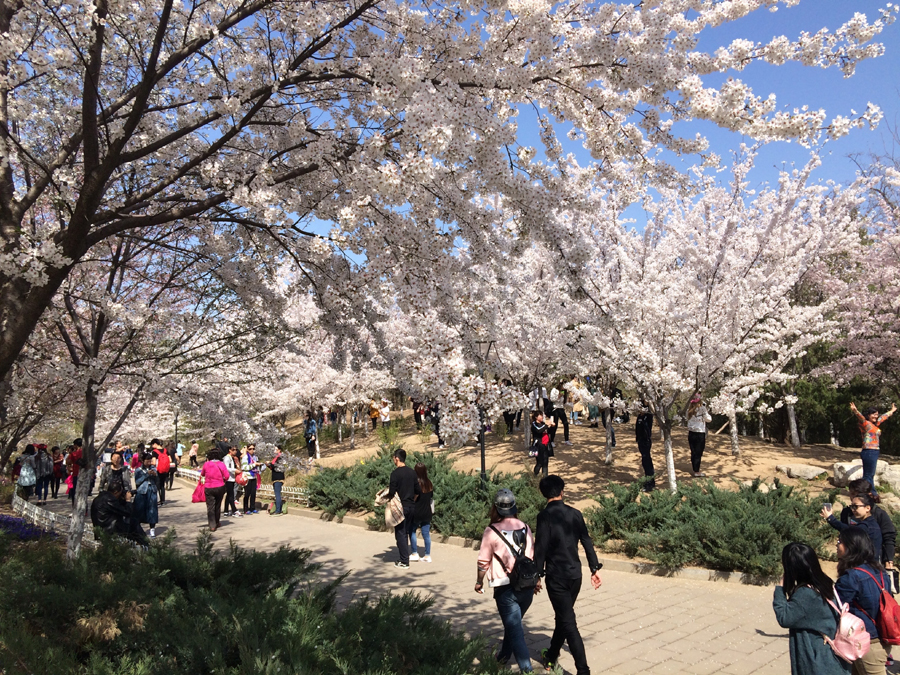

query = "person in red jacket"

[{"left": 65, "top": 438, "right": 84, "bottom": 506}]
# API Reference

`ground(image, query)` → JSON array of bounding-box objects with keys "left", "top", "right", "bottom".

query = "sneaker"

[
  {"left": 540, "top": 649, "right": 557, "bottom": 670},
  {"left": 233, "top": 511, "right": 243, "bottom": 517},
  {"left": 223, "top": 512, "right": 231, "bottom": 517},
  {"left": 421, "top": 555, "right": 432, "bottom": 563},
  {"left": 251, "top": 510, "right": 259, "bottom": 514},
  {"left": 563, "top": 440, "right": 573, "bottom": 446},
  {"left": 394, "top": 561, "right": 410, "bottom": 568},
  {"left": 409, "top": 553, "right": 421, "bottom": 562},
  {"left": 270, "top": 512, "right": 284, "bottom": 517},
  {"left": 149, "top": 528, "right": 156, "bottom": 538}
]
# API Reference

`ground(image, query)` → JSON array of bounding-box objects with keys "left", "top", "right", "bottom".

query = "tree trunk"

[
  {"left": 67, "top": 379, "right": 99, "bottom": 559},
  {"left": 729, "top": 411, "right": 741, "bottom": 457},
  {"left": 661, "top": 422, "right": 677, "bottom": 493},
  {"left": 757, "top": 411, "right": 765, "bottom": 440},
  {"left": 830, "top": 422, "right": 840, "bottom": 447},
  {"left": 524, "top": 409, "right": 531, "bottom": 450},
  {"left": 604, "top": 412, "right": 614, "bottom": 466},
  {"left": 786, "top": 401, "right": 801, "bottom": 448},
  {"left": 337, "top": 409, "right": 343, "bottom": 444},
  {"left": 349, "top": 408, "right": 356, "bottom": 449}
]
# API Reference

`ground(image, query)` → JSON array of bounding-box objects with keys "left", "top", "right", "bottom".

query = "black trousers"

[
  {"left": 156, "top": 471, "right": 167, "bottom": 504},
  {"left": 546, "top": 576, "right": 589, "bottom": 675},
  {"left": 205, "top": 485, "right": 226, "bottom": 529},
  {"left": 637, "top": 437, "right": 655, "bottom": 489},
  {"left": 243, "top": 480, "right": 257, "bottom": 512},
  {"left": 167, "top": 467, "right": 175, "bottom": 489},
  {"left": 394, "top": 504, "right": 415, "bottom": 564},
  {"left": 51, "top": 475, "right": 62, "bottom": 498},
  {"left": 413, "top": 410, "right": 422, "bottom": 427},
  {"left": 688, "top": 431, "right": 706, "bottom": 473},
  {"left": 224, "top": 481, "right": 237, "bottom": 513},
  {"left": 503, "top": 411, "right": 516, "bottom": 433},
  {"left": 548, "top": 407, "right": 569, "bottom": 443},
  {"left": 533, "top": 446, "right": 549, "bottom": 477}
]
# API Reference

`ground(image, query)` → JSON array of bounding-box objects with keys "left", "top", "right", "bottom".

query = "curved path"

[{"left": 56, "top": 480, "right": 792, "bottom": 674}]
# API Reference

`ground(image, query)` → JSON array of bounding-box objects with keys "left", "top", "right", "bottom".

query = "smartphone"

[{"left": 822, "top": 503, "right": 832, "bottom": 511}]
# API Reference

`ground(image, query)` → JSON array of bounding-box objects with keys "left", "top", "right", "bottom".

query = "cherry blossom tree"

[
  {"left": 0, "top": 0, "right": 894, "bottom": 407},
  {"left": 569, "top": 152, "right": 870, "bottom": 492},
  {"left": 822, "top": 155, "right": 900, "bottom": 398}
]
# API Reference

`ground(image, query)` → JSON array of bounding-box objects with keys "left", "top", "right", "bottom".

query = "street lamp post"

[{"left": 475, "top": 340, "right": 494, "bottom": 487}]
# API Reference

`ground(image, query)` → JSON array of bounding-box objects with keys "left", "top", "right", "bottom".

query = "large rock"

[
  {"left": 776, "top": 464, "right": 828, "bottom": 481},
  {"left": 880, "top": 465, "right": 900, "bottom": 493},
  {"left": 832, "top": 459, "right": 891, "bottom": 487}
]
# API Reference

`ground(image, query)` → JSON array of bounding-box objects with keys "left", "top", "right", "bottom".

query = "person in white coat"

[{"left": 686, "top": 395, "right": 712, "bottom": 477}]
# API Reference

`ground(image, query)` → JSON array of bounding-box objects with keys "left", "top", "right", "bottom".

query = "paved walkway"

[{"left": 49, "top": 483, "right": 793, "bottom": 674}]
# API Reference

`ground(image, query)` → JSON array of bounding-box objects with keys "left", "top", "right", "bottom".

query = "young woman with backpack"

[
  {"left": 475, "top": 489, "right": 536, "bottom": 673},
  {"left": 835, "top": 526, "right": 894, "bottom": 674},
  {"left": 773, "top": 542, "right": 851, "bottom": 674}
]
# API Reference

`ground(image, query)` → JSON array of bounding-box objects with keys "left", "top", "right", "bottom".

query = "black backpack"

[{"left": 490, "top": 526, "right": 540, "bottom": 591}]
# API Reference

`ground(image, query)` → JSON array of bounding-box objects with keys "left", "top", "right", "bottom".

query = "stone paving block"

[
  {"left": 149, "top": 486, "right": 798, "bottom": 675},
  {"left": 605, "top": 658, "right": 658, "bottom": 674},
  {"left": 673, "top": 659, "right": 728, "bottom": 675}
]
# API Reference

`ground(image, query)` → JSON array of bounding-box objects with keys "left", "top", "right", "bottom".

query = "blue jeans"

[
  {"left": 36, "top": 476, "right": 50, "bottom": 501},
  {"left": 273, "top": 482, "right": 283, "bottom": 513},
  {"left": 861, "top": 448, "right": 880, "bottom": 495},
  {"left": 493, "top": 584, "right": 534, "bottom": 672},
  {"left": 410, "top": 522, "right": 431, "bottom": 556}
]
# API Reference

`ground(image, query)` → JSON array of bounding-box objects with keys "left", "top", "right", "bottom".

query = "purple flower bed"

[{"left": 0, "top": 515, "right": 56, "bottom": 541}]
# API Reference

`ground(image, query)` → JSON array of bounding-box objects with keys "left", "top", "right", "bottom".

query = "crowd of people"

[
  {"left": 520, "top": 382, "right": 715, "bottom": 486},
  {"left": 10, "top": 392, "right": 900, "bottom": 674},
  {"left": 11, "top": 435, "right": 290, "bottom": 547},
  {"left": 771, "top": 400, "right": 899, "bottom": 675}
]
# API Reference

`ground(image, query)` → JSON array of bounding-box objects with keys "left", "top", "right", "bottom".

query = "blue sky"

[
  {"left": 688, "top": 0, "right": 900, "bottom": 186},
  {"left": 309, "top": 2, "right": 900, "bottom": 245}
]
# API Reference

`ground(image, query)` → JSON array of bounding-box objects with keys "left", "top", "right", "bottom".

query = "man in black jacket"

[
  {"left": 90, "top": 484, "right": 150, "bottom": 546},
  {"left": 387, "top": 449, "right": 420, "bottom": 568},
  {"left": 534, "top": 475, "right": 602, "bottom": 675}
]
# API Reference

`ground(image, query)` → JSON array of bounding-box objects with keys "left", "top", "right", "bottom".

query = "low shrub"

[
  {"left": 0, "top": 533, "right": 509, "bottom": 675},
  {"left": 584, "top": 478, "right": 834, "bottom": 577},
  {"left": 306, "top": 447, "right": 545, "bottom": 538}
]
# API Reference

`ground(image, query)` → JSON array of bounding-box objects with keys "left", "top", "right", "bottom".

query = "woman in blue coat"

[
  {"left": 824, "top": 492, "right": 883, "bottom": 566},
  {"left": 773, "top": 542, "right": 850, "bottom": 675},
  {"left": 132, "top": 452, "right": 159, "bottom": 538}
]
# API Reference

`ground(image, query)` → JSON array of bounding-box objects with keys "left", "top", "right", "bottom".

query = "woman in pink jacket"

[
  {"left": 475, "top": 489, "right": 536, "bottom": 673},
  {"left": 200, "top": 448, "right": 230, "bottom": 531}
]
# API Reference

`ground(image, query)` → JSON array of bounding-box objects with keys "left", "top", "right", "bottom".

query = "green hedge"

[
  {"left": 306, "top": 447, "right": 545, "bottom": 539},
  {"left": 584, "top": 479, "right": 835, "bottom": 577},
  {"left": 0, "top": 532, "right": 511, "bottom": 675}
]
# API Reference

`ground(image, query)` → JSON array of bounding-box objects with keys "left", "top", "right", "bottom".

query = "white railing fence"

[
  {"left": 11, "top": 494, "right": 99, "bottom": 548},
  {"left": 175, "top": 467, "right": 309, "bottom": 507}
]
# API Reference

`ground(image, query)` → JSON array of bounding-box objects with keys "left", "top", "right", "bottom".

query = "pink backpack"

[{"left": 824, "top": 588, "right": 871, "bottom": 663}]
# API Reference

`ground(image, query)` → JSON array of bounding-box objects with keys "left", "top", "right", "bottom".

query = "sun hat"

[{"left": 494, "top": 488, "right": 518, "bottom": 517}]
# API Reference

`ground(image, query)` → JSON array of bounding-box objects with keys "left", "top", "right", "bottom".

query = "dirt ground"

[{"left": 300, "top": 409, "right": 870, "bottom": 512}]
